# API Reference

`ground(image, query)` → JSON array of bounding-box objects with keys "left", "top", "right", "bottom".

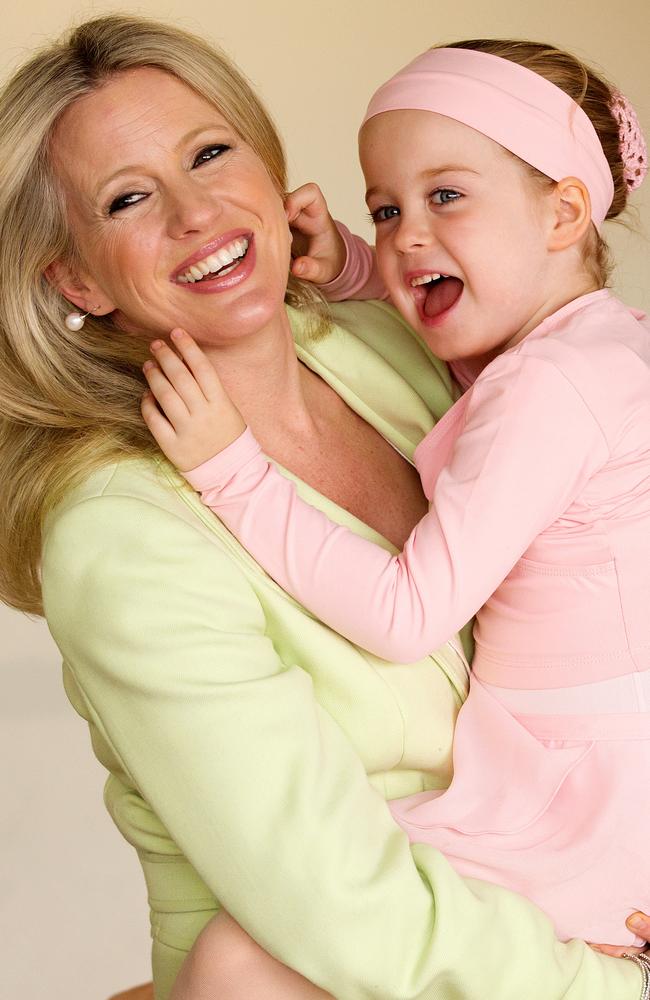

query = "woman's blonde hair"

[
  {"left": 444, "top": 39, "right": 630, "bottom": 286},
  {"left": 0, "top": 14, "right": 329, "bottom": 615}
]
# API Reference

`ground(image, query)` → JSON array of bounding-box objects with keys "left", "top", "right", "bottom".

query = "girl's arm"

[{"left": 144, "top": 335, "right": 609, "bottom": 663}]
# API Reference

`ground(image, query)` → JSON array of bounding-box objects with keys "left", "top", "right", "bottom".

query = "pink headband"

[{"left": 361, "top": 47, "right": 615, "bottom": 228}]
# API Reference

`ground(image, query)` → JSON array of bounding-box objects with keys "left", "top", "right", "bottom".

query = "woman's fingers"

[
  {"left": 588, "top": 911, "right": 650, "bottom": 957},
  {"left": 627, "top": 912, "right": 650, "bottom": 940},
  {"left": 589, "top": 942, "right": 644, "bottom": 957}
]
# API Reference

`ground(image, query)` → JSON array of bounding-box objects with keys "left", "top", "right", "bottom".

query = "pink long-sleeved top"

[
  {"left": 187, "top": 290, "right": 650, "bottom": 683},
  {"left": 186, "top": 289, "right": 650, "bottom": 944}
]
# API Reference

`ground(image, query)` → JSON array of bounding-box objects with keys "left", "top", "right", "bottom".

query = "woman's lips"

[{"left": 172, "top": 232, "right": 256, "bottom": 295}]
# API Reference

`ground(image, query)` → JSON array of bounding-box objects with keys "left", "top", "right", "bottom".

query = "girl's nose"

[{"left": 392, "top": 212, "right": 433, "bottom": 255}]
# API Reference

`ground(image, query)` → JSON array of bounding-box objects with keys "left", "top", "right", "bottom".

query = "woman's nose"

[{"left": 165, "top": 183, "right": 220, "bottom": 240}]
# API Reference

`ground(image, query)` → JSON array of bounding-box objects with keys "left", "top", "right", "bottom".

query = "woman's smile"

[{"left": 173, "top": 230, "right": 255, "bottom": 293}]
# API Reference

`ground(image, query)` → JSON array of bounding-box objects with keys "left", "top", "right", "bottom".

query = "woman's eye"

[
  {"left": 108, "top": 192, "right": 148, "bottom": 214},
  {"left": 192, "top": 144, "right": 231, "bottom": 167},
  {"left": 431, "top": 189, "right": 462, "bottom": 205},
  {"left": 370, "top": 205, "right": 400, "bottom": 224}
]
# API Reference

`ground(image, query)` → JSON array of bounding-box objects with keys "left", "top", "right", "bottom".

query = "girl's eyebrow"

[
  {"left": 365, "top": 165, "right": 480, "bottom": 201},
  {"left": 92, "top": 124, "right": 232, "bottom": 199}
]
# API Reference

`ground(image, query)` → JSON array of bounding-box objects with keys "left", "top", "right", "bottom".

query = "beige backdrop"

[{"left": 1, "top": 2, "right": 648, "bottom": 998}]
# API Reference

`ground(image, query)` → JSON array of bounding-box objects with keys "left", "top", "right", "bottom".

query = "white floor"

[{"left": 1, "top": 604, "right": 151, "bottom": 1000}]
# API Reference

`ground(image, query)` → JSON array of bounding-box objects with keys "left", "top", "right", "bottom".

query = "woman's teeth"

[
  {"left": 411, "top": 273, "right": 443, "bottom": 287},
  {"left": 177, "top": 237, "right": 249, "bottom": 284}
]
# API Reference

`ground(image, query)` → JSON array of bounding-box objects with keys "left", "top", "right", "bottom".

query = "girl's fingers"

[
  {"left": 143, "top": 360, "right": 190, "bottom": 428},
  {"left": 285, "top": 183, "right": 321, "bottom": 224},
  {"left": 291, "top": 255, "right": 331, "bottom": 284},
  {"left": 169, "top": 329, "right": 225, "bottom": 400},
  {"left": 140, "top": 390, "right": 177, "bottom": 449},
  {"left": 149, "top": 339, "right": 206, "bottom": 409}
]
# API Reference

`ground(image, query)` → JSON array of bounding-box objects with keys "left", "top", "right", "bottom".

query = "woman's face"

[{"left": 50, "top": 67, "right": 292, "bottom": 347}]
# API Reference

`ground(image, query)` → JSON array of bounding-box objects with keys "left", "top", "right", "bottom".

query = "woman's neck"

[{"left": 201, "top": 307, "right": 321, "bottom": 449}]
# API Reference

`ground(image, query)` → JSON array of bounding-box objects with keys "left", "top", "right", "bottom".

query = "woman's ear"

[
  {"left": 44, "top": 259, "right": 115, "bottom": 316},
  {"left": 547, "top": 177, "right": 593, "bottom": 252}
]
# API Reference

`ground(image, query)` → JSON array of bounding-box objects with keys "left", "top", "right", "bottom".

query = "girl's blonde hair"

[
  {"left": 0, "top": 14, "right": 329, "bottom": 615},
  {"left": 444, "top": 39, "right": 630, "bottom": 286}
]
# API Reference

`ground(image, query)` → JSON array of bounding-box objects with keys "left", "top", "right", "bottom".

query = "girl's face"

[
  {"left": 50, "top": 68, "right": 292, "bottom": 348},
  {"left": 360, "top": 110, "right": 556, "bottom": 361}
]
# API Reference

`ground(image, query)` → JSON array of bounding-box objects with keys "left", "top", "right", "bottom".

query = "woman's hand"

[
  {"left": 285, "top": 183, "right": 346, "bottom": 284},
  {"left": 141, "top": 329, "right": 245, "bottom": 472},
  {"left": 589, "top": 910, "right": 650, "bottom": 957}
]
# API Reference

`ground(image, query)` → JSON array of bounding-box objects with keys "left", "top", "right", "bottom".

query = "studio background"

[{"left": 1, "top": 2, "right": 647, "bottom": 998}]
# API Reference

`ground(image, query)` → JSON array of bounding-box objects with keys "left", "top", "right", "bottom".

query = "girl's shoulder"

[{"left": 521, "top": 290, "right": 649, "bottom": 365}]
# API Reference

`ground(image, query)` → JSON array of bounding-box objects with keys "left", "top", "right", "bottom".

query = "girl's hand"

[
  {"left": 141, "top": 329, "right": 245, "bottom": 472},
  {"left": 285, "top": 183, "right": 346, "bottom": 285},
  {"left": 588, "top": 911, "right": 650, "bottom": 957}
]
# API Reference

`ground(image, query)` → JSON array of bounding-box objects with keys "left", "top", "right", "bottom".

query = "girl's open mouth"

[{"left": 410, "top": 272, "right": 464, "bottom": 324}]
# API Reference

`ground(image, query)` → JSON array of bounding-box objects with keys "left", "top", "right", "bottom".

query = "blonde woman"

[{"left": 0, "top": 15, "right": 647, "bottom": 1000}]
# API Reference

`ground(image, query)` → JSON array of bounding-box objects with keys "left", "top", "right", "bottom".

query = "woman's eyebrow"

[
  {"left": 92, "top": 123, "right": 232, "bottom": 198},
  {"left": 365, "top": 165, "right": 480, "bottom": 201}
]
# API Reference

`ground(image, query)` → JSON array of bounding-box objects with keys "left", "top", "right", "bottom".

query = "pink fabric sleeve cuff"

[
  {"left": 184, "top": 427, "right": 261, "bottom": 493},
  {"left": 319, "top": 222, "right": 389, "bottom": 302}
]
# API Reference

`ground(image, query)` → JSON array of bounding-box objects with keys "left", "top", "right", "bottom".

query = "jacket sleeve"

[
  {"left": 41, "top": 488, "right": 639, "bottom": 1000},
  {"left": 186, "top": 354, "right": 609, "bottom": 663}
]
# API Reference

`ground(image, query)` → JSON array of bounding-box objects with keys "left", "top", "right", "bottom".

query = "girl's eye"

[
  {"left": 108, "top": 192, "right": 148, "bottom": 215},
  {"left": 370, "top": 205, "right": 400, "bottom": 224},
  {"left": 431, "top": 189, "right": 462, "bottom": 205},
  {"left": 192, "top": 144, "right": 231, "bottom": 167}
]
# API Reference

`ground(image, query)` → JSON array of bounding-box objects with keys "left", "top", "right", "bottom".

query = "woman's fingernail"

[
  {"left": 170, "top": 328, "right": 184, "bottom": 340},
  {"left": 628, "top": 915, "right": 645, "bottom": 930},
  {"left": 143, "top": 360, "right": 154, "bottom": 372},
  {"left": 150, "top": 340, "right": 164, "bottom": 350}
]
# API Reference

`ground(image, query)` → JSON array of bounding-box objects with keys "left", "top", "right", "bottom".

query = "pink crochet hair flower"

[{"left": 609, "top": 90, "right": 648, "bottom": 191}]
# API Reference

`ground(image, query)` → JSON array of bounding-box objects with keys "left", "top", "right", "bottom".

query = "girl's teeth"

[
  {"left": 196, "top": 261, "right": 211, "bottom": 275},
  {"left": 411, "top": 273, "right": 443, "bottom": 287},
  {"left": 189, "top": 265, "right": 203, "bottom": 280}
]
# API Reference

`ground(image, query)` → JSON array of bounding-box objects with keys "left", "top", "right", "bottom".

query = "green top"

[{"left": 42, "top": 301, "right": 640, "bottom": 999}]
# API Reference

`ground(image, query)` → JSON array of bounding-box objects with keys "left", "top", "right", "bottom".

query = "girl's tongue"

[{"left": 423, "top": 276, "right": 464, "bottom": 318}]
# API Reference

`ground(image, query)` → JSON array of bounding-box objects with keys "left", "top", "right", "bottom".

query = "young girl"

[{"left": 142, "top": 40, "right": 650, "bottom": 952}]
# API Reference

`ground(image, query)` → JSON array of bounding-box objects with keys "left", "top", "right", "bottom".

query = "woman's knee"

[{"left": 171, "top": 911, "right": 263, "bottom": 999}]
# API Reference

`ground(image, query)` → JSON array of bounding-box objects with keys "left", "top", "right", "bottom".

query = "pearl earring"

[{"left": 64, "top": 306, "right": 99, "bottom": 332}]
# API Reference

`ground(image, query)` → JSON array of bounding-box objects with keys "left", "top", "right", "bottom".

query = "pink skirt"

[{"left": 389, "top": 677, "right": 650, "bottom": 944}]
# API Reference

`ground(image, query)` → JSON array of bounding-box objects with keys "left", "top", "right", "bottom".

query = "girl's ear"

[
  {"left": 548, "top": 177, "right": 593, "bottom": 252},
  {"left": 44, "top": 259, "right": 116, "bottom": 315}
]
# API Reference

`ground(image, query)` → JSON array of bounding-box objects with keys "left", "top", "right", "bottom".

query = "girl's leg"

[{"left": 171, "top": 910, "right": 334, "bottom": 1000}]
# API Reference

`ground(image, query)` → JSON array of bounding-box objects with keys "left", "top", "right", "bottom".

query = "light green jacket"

[{"left": 42, "top": 302, "right": 640, "bottom": 1000}]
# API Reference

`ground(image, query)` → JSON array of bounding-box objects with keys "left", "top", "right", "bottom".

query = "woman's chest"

[{"left": 274, "top": 410, "right": 430, "bottom": 549}]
